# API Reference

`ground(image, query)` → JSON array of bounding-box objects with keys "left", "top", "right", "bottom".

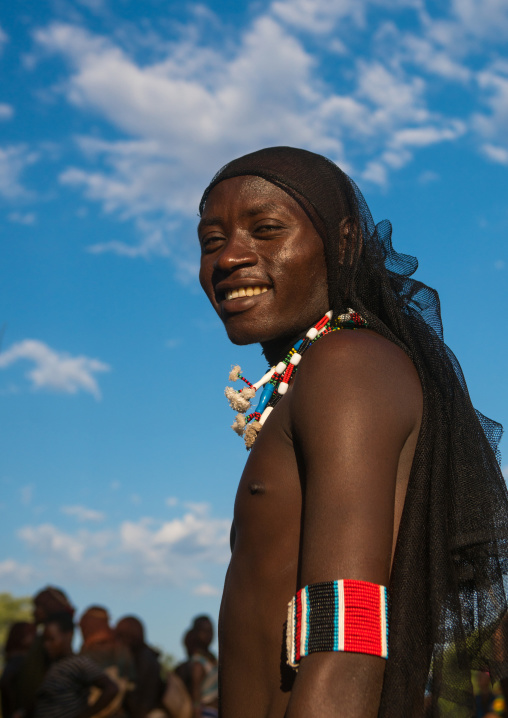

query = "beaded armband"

[{"left": 286, "top": 579, "right": 389, "bottom": 668}]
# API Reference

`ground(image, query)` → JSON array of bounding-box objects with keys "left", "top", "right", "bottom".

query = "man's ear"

[{"left": 338, "top": 216, "right": 362, "bottom": 265}]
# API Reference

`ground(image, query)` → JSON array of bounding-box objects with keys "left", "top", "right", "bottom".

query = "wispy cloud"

[
  {"left": 0, "top": 559, "right": 35, "bottom": 584},
  {"left": 0, "top": 145, "right": 38, "bottom": 200},
  {"left": 473, "top": 61, "right": 508, "bottom": 164},
  {"left": 193, "top": 583, "right": 220, "bottom": 597},
  {"left": 0, "top": 103, "right": 14, "bottom": 120},
  {"left": 31, "top": 4, "right": 472, "bottom": 254},
  {"left": 61, "top": 505, "right": 106, "bottom": 522},
  {"left": 8, "top": 211, "right": 36, "bottom": 225},
  {"left": 0, "top": 339, "right": 110, "bottom": 399},
  {"left": 16, "top": 503, "right": 230, "bottom": 587},
  {"left": 23, "top": 0, "right": 508, "bottom": 256}
]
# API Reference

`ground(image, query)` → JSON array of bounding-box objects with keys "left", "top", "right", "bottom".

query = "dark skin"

[
  {"left": 198, "top": 176, "right": 423, "bottom": 718},
  {"left": 43, "top": 623, "right": 118, "bottom": 718}
]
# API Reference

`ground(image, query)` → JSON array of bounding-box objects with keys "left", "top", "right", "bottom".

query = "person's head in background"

[
  {"left": 43, "top": 612, "right": 75, "bottom": 662},
  {"left": 114, "top": 615, "right": 145, "bottom": 653},
  {"left": 191, "top": 615, "right": 214, "bottom": 652},
  {"left": 33, "top": 586, "right": 74, "bottom": 626}
]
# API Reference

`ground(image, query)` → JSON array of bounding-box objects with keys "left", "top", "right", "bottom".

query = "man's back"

[{"left": 220, "top": 329, "right": 422, "bottom": 717}]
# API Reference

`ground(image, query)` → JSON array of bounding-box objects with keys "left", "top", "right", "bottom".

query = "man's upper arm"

[{"left": 291, "top": 329, "right": 420, "bottom": 590}]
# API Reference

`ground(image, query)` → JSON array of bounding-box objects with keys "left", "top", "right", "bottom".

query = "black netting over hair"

[{"left": 200, "top": 147, "right": 508, "bottom": 716}]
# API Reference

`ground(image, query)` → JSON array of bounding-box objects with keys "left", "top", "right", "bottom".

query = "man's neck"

[{"left": 261, "top": 329, "right": 307, "bottom": 366}]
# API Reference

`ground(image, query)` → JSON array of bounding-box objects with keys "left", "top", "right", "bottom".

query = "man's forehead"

[
  {"left": 198, "top": 200, "right": 289, "bottom": 229},
  {"left": 199, "top": 176, "right": 307, "bottom": 230}
]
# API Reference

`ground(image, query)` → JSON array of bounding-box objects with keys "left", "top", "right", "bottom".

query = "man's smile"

[
  {"left": 218, "top": 285, "right": 272, "bottom": 314},
  {"left": 224, "top": 285, "right": 269, "bottom": 300}
]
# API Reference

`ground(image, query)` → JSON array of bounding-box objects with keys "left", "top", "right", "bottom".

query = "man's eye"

[
  {"left": 201, "top": 235, "right": 224, "bottom": 252},
  {"left": 255, "top": 224, "right": 284, "bottom": 233}
]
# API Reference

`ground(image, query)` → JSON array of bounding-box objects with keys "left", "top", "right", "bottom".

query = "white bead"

[
  {"left": 277, "top": 382, "right": 289, "bottom": 395},
  {"left": 290, "top": 353, "right": 301, "bottom": 365},
  {"left": 259, "top": 406, "right": 273, "bottom": 425},
  {"left": 275, "top": 361, "right": 286, "bottom": 374},
  {"left": 253, "top": 367, "right": 275, "bottom": 390},
  {"left": 306, "top": 327, "right": 318, "bottom": 340},
  {"left": 326, "top": 310, "right": 333, "bottom": 319}
]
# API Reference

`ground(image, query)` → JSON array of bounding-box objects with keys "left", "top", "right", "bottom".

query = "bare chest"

[{"left": 231, "top": 395, "right": 304, "bottom": 580}]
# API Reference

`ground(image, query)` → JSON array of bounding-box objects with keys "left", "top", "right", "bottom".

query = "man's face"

[
  {"left": 43, "top": 623, "right": 72, "bottom": 660},
  {"left": 198, "top": 176, "right": 329, "bottom": 350}
]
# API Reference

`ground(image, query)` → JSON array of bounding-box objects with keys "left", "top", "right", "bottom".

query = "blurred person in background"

[
  {"left": 34, "top": 612, "right": 118, "bottom": 718},
  {"left": 79, "top": 606, "right": 136, "bottom": 718},
  {"left": 187, "top": 617, "right": 218, "bottom": 718},
  {"left": 115, "top": 616, "right": 192, "bottom": 718},
  {"left": 0, "top": 621, "right": 36, "bottom": 718},
  {"left": 114, "top": 616, "right": 164, "bottom": 718},
  {"left": 174, "top": 631, "right": 200, "bottom": 698},
  {"left": 15, "top": 586, "right": 75, "bottom": 718}
]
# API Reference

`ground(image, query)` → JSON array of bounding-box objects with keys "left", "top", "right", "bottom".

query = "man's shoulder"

[
  {"left": 290, "top": 327, "right": 422, "bottom": 430},
  {"left": 297, "top": 327, "right": 417, "bottom": 382}
]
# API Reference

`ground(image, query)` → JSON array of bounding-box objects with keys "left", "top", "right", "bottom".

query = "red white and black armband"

[{"left": 286, "top": 579, "right": 389, "bottom": 668}]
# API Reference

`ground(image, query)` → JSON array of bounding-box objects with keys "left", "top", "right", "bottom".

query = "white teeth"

[{"left": 225, "top": 285, "right": 269, "bottom": 300}]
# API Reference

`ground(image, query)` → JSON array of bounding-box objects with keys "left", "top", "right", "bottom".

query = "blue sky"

[{"left": 1, "top": 0, "right": 507, "bottom": 659}]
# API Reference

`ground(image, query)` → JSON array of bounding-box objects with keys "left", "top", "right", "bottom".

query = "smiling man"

[{"left": 197, "top": 147, "right": 508, "bottom": 718}]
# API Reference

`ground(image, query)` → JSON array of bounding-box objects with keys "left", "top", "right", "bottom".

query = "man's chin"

[{"left": 222, "top": 316, "right": 273, "bottom": 347}]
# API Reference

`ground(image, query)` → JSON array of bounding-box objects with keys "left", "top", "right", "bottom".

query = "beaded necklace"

[{"left": 225, "top": 308, "right": 368, "bottom": 449}]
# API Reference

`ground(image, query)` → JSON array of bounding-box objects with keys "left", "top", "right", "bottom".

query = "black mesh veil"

[{"left": 199, "top": 146, "right": 508, "bottom": 716}]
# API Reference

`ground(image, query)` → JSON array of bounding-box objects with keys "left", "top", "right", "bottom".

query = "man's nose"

[{"left": 212, "top": 231, "right": 258, "bottom": 273}]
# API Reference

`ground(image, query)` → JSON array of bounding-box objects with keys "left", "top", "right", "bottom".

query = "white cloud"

[
  {"left": 28, "top": 2, "right": 505, "bottom": 254},
  {"left": 473, "top": 63, "right": 508, "bottom": 161},
  {"left": 482, "top": 144, "right": 508, "bottom": 165},
  {"left": 193, "top": 583, "right": 220, "bottom": 597},
  {"left": 418, "top": 170, "right": 440, "bottom": 184},
  {"left": 19, "top": 523, "right": 91, "bottom": 563},
  {"left": 61, "top": 505, "right": 106, "bottom": 522},
  {"left": 8, "top": 211, "right": 36, "bottom": 225},
  {"left": 0, "top": 559, "right": 35, "bottom": 584},
  {"left": 271, "top": 0, "right": 365, "bottom": 33},
  {"left": 40, "top": 17, "right": 456, "bottom": 212},
  {"left": 400, "top": 34, "right": 471, "bottom": 82},
  {"left": 0, "top": 145, "right": 38, "bottom": 200},
  {"left": 422, "top": 0, "right": 508, "bottom": 52},
  {"left": 16, "top": 503, "right": 230, "bottom": 587},
  {"left": 0, "top": 103, "right": 13, "bottom": 119},
  {"left": 0, "top": 339, "right": 110, "bottom": 400},
  {"left": 449, "top": 0, "right": 508, "bottom": 41}
]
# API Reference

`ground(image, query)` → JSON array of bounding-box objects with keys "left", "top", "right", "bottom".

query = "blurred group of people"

[{"left": 0, "top": 586, "right": 218, "bottom": 718}]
